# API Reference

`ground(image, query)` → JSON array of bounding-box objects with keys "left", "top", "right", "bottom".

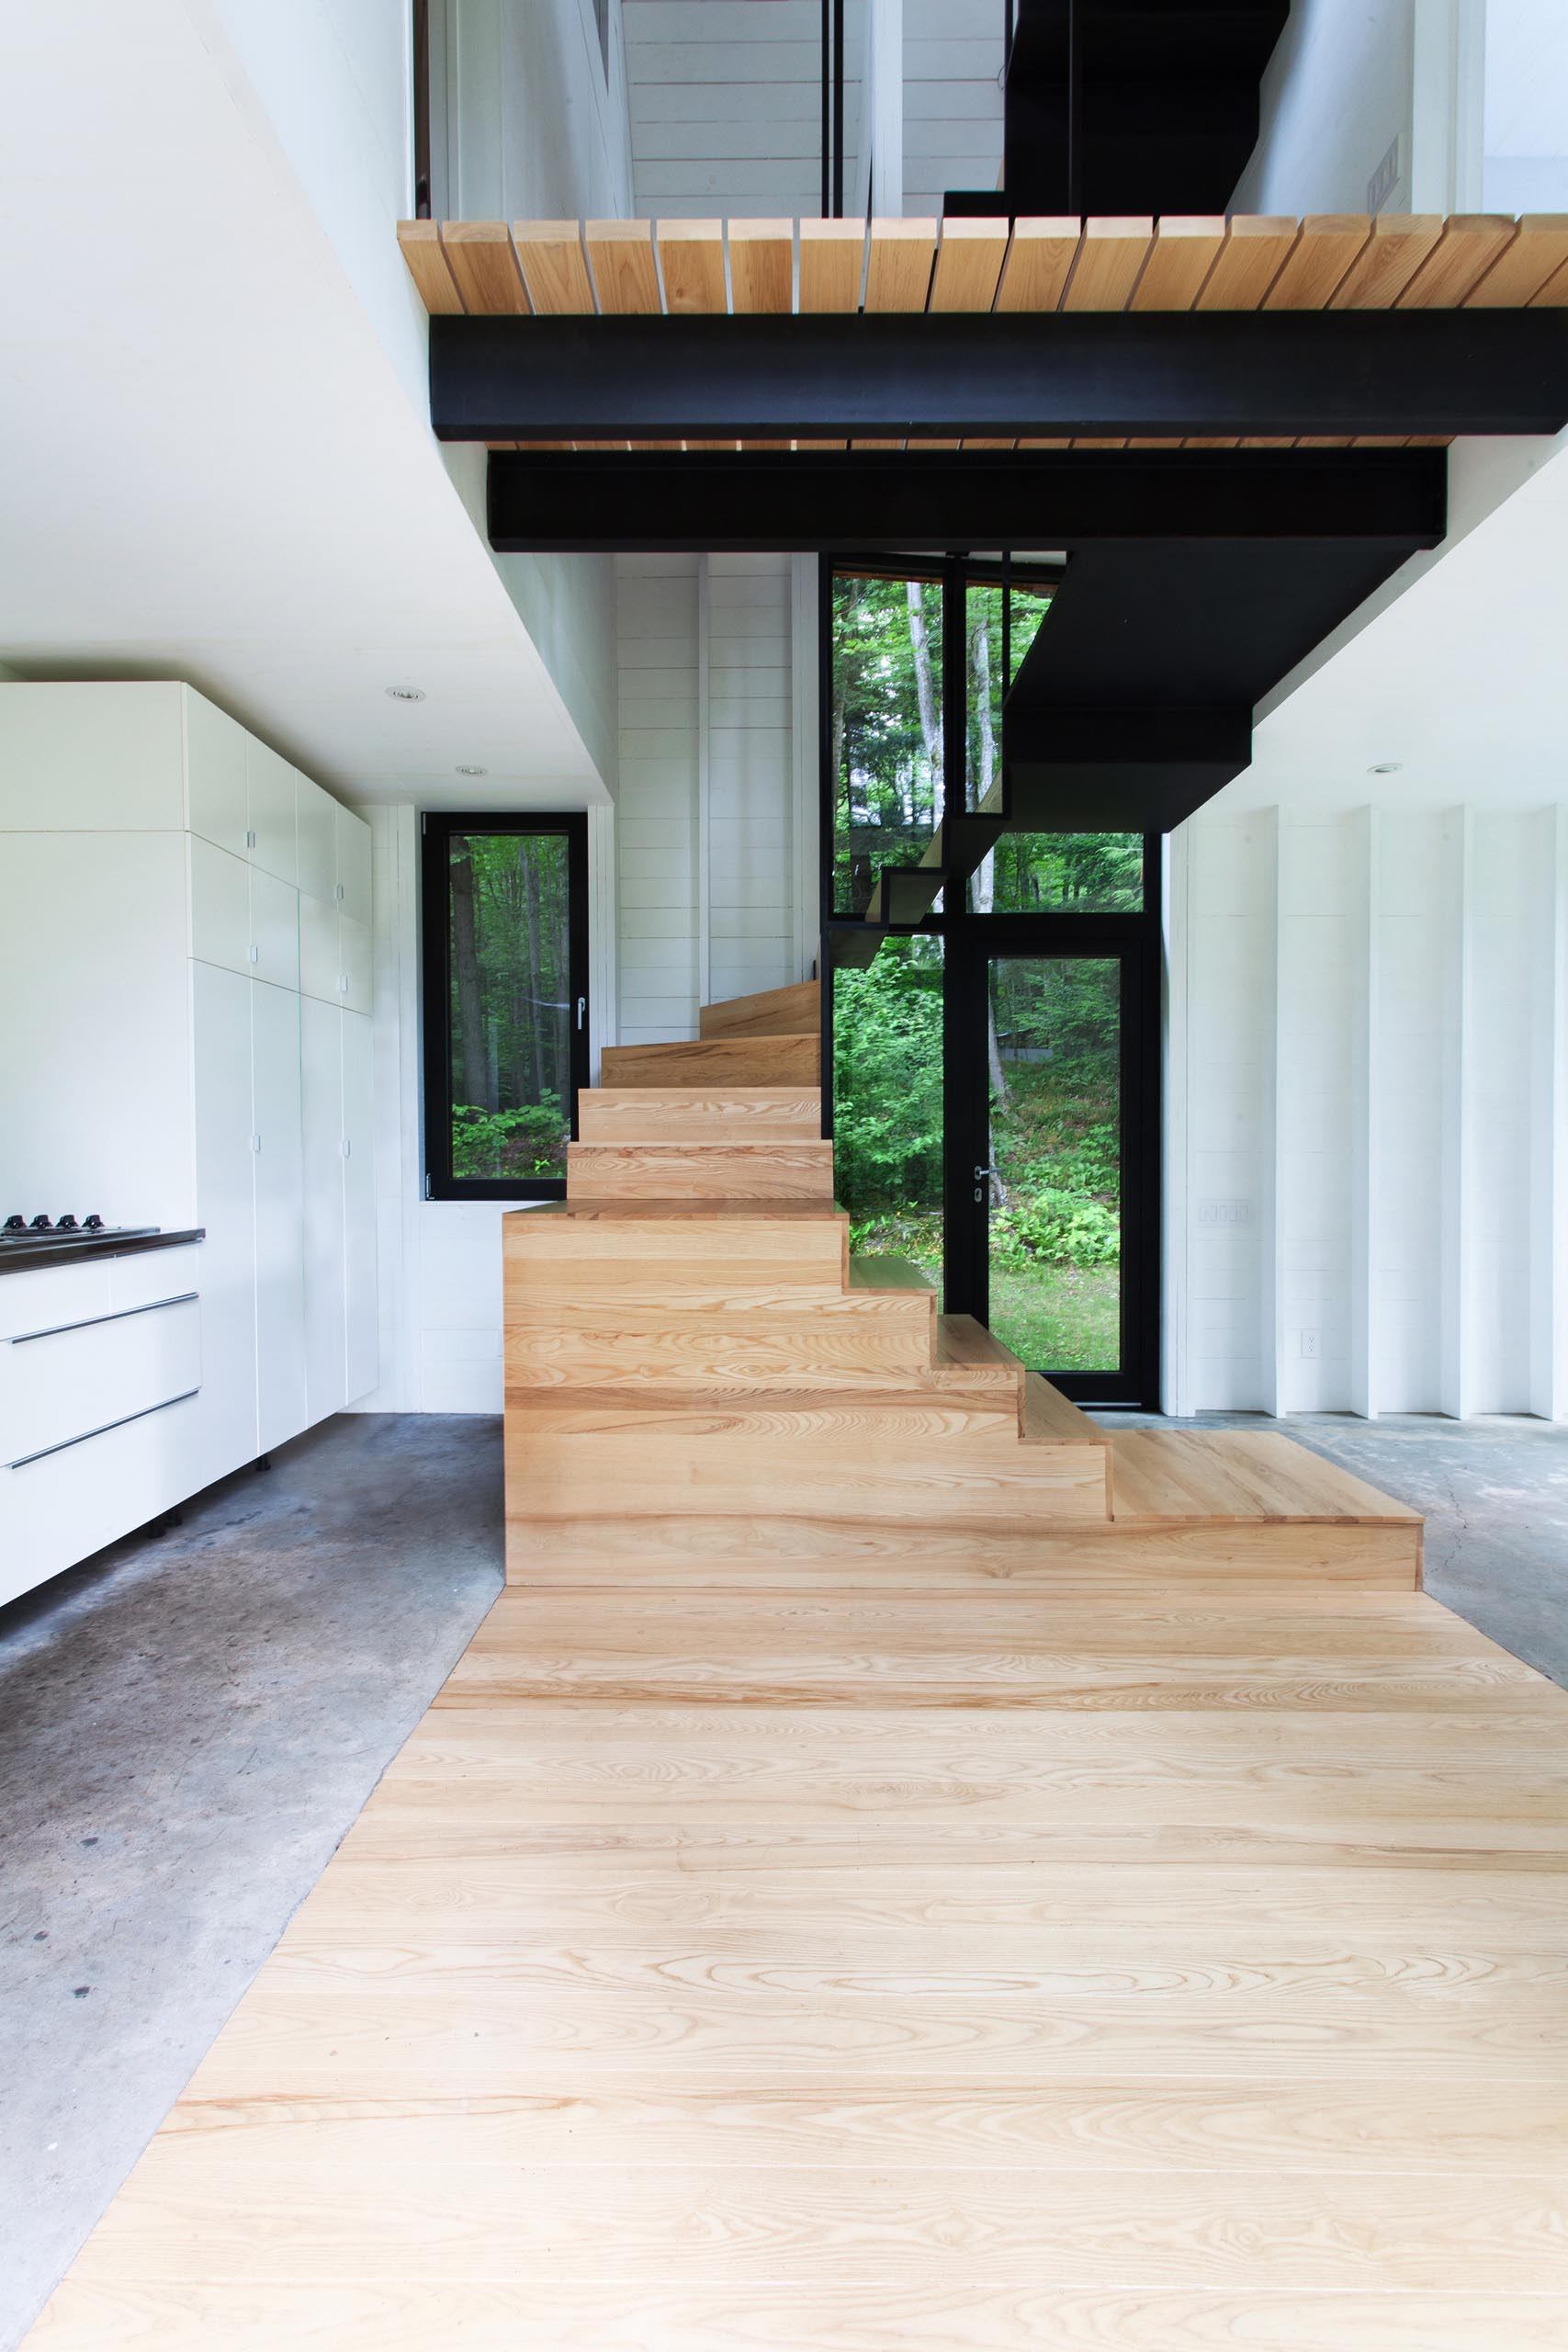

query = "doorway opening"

[{"left": 822, "top": 558, "right": 1162, "bottom": 1408}]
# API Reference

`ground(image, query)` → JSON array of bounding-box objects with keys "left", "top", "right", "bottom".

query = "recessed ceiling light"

[
  {"left": 1368, "top": 761, "right": 1403, "bottom": 775},
  {"left": 385, "top": 685, "right": 426, "bottom": 702},
  {"left": 456, "top": 763, "right": 487, "bottom": 776}
]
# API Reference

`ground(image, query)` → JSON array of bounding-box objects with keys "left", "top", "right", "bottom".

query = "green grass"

[
  {"left": 849, "top": 1215, "right": 1119, "bottom": 1374},
  {"left": 989, "top": 1263, "right": 1120, "bottom": 1374}
]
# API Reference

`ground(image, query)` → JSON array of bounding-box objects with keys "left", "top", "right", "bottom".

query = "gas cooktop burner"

[{"left": 0, "top": 1216, "right": 153, "bottom": 1247}]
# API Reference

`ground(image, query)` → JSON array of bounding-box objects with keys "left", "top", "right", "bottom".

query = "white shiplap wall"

[
  {"left": 617, "top": 550, "right": 809, "bottom": 1042},
  {"left": 1168, "top": 803, "right": 1568, "bottom": 1419},
  {"left": 903, "top": 0, "right": 1004, "bottom": 219},
  {"left": 623, "top": 0, "right": 863, "bottom": 217}
]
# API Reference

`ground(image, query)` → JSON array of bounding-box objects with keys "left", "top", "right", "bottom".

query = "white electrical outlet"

[{"left": 1300, "top": 1328, "right": 1321, "bottom": 1360}]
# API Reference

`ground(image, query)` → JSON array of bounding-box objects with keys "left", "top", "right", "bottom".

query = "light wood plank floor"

[{"left": 28, "top": 1576, "right": 1568, "bottom": 2350}]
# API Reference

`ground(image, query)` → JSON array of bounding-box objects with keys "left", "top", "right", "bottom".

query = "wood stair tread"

[
  {"left": 1111, "top": 1428, "right": 1421, "bottom": 1525},
  {"left": 1022, "top": 1371, "right": 1112, "bottom": 1450},
  {"left": 513, "top": 1199, "right": 848, "bottom": 1223}
]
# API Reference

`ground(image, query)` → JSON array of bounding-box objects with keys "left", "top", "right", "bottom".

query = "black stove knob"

[
  {"left": 55, "top": 1214, "right": 79, "bottom": 1232},
  {"left": 4, "top": 1215, "right": 25, "bottom": 1232},
  {"left": 28, "top": 1215, "right": 52, "bottom": 1232},
  {"left": 83, "top": 1214, "right": 105, "bottom": 1231}
]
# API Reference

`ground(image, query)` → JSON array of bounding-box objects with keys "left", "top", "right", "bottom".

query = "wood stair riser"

[
  {"left": 506, "top": 1396, "right": 1033, "bottom": 1445},
  {"left": 503, "top": 1321, "right": 953, "bottom": 1387},
  {"left": 577, "top": 1088, "right": 822, "bottom": 1144},
  {"left": 504, "top": 1430, "right": 1111, "bottom": 1525},
  {"left": 506, "top": 1213, "right": 850, "bottom": 1285},
  {"left": 697, "top": 978, "right": 820, "bottom": 1040},
  {"left": 567, "top": 1142, "right": 836, "bottom": 1202},
  {"left": 600, "top": 1035, "right": 819, "bottom": 1088},
  {"left": 505, "top": 1516, "right": 1426, "bottom": 1587}
]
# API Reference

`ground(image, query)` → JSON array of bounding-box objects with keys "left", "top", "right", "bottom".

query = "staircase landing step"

[{"left": 1111, "top": 1428, "right": 1422, "bottom": 1527}]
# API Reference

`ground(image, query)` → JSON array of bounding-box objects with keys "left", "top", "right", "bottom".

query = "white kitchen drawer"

[
  {"left": 335, "top": 804, "right": 372, "bottom": 924},
  {"left": 338, "top": 913, "right": 372, "bottom": 1012},
  {"left": 110, "top": 1243, "right": 202, "bottom": 1311},
  {"left": 1, "top": 1292, "right": 201, "bottom": 1467},
  {"left": 0, "top": 1261, "right": 113, "bottom": 1341},
  {"left": 296, "top": 778, "right": 338, "bottom": 904},
  {"left": 299, "top": 889, "right": 341, "bottom": 1004},
  {"left": 188, "top": 836, "right": 252, "bottom": 976},
  {"left": 250, "top": 866, "right": 300, "bottom": 992},
  {"left": 184, "top": 691, "right": 249, "bottom": 858},
  {"left": 245, "top": 738, "right": 299, "bottom": 885},
  {"left": 2, "top": 1387, "right": 201, "bottom": 1609}
]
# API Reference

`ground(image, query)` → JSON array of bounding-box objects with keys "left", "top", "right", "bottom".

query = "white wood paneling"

[
  {"left": 301, "top": 992, "right": 350, "bottom": 1424},
  {"left": 251, "top": 978, "right": 308, "bottom": 1454},
  {"left": 1173, "top": 798, "right": 1568, "bottom": 1419}
]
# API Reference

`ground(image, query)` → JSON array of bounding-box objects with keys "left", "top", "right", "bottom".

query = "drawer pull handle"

[
  {"left": 6, "top": 1387, "right": 200, "bottom": 1471},
  {"left": 6, "top": 1292, "right": 199, "bottom": 1347}
]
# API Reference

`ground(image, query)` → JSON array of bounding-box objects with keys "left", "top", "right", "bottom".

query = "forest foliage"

[{"left": 446, "top": 831, "right": 571, "bottom": 1181}]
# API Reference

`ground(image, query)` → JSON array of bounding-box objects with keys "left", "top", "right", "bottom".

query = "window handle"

[{"left": 576, "top": 995, "right": 586, "bottom": 1031}]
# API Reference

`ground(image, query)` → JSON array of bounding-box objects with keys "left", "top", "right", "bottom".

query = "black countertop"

[{"left": 0, "top": 1228, "right": 205, "bottom": 1276}]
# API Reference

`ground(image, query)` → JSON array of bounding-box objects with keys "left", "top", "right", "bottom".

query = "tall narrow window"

[
  {"left": 831, "top": 569, "right": 944, "bottom": 915},
  {"left": 421, "top": 813, "right": 589, "bottom": 1200}
]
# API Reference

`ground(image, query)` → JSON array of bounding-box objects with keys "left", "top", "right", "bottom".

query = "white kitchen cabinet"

[
  {"left": 336, "top": 801, "right": 372, "bottom": 923},
  {"left": 0, "top": 682, "right": 377, "bottom": 1605},
  {"left": 249, "top": 865, "right": 300, "bottom": 993},
  {"left": 300, "top": 993, "right": 349, "bottom": 1422},
  {"left": 339, "top": 913, "right": 373, "bottom": 1013},
  {"left": 245, "top": 737, "right": 299, "bottom": 886},
  {"left": 191, "top": 958, "right": 261, "bottom": 1484},
  {"left": 251, "top": 978, "right": 308, "bottom": 1455},
  {"left": 342, "top": 1008, "right": 378, "bottom": 1401},
  {"left": 185, "top": 694, "right": 249, "bottom": 857},
  {"left": 296, "top": 776, "right": 338, "bottom": 905},
  {"left": 299, "top": 889, "right": 341, "bottom": 1005},
  {"left": 188, "top": 836, "right": 252, "bottom": 976}
]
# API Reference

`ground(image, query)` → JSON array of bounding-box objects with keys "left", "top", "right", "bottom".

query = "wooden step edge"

[
  {"left": 507, "top": 1198, "right": 850, "bottom": 1223},
  {"left": 1021, "top": 1370, "right": 1112, "bottom": 1448}
]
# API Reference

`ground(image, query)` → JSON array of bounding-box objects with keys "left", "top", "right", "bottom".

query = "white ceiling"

[
  {"left": 1215, "top": 428, "right": 1568, "bottom": 818},
  {"left": 0, "top": 4, "right": 606, "bottom": 809}
]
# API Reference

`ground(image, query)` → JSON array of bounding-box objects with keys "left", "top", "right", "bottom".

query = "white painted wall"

[
  {"left": 356, "top": 552, "right": 815, "bottom": 1414},
  {"left": 1233, "top": 0, "right": 1419, "bottom": 214},
  {"left": 1483, "top": 0, "right": 1568, "bottom": 212},
  {"left": 433, "top": 0, "right": 635, "bottom": 218},
  {"left": 1167, "top": 802, "right": 1568, "bottom": 1420}
]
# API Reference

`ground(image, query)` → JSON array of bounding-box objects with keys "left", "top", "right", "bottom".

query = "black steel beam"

[
  {"left": 437, "top": 308, "right": 1568, "bottom": 443},
  {"left": 488, "top": 447, "right": 1446, "bottom": 553},
  {"left": 1004, "top": 706, "right": 1252, "bottom": 764}
]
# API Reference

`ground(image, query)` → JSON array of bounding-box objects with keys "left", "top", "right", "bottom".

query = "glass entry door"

[{"left": 948, "top": 929, "right": 1157, "bottom": 1406}]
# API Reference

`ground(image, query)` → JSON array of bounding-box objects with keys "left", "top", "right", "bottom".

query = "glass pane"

[
  {"left": 964, "top": 580, "right": 1051, "bottom": 815},
  {"left": 985, "top": 832, "right": 1145, "bottom": 914},
  {"left": 987, "top": 956, "right": 1121, "bottom": 1372},
  {"left": 832, "top": 936, "right": 944, "bottom": 1300},
  {"left": 832, "top": 571, "right": 944, "bottom": 916},
  {"left": 446, "top": 831, "right": 572, "bottom": 1182}
]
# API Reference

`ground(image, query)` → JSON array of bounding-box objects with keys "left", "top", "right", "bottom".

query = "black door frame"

[
  {"left": 420, "top": 809, "right": 591, "bottom": 1202},
  {"left": 820, "top": 556, "right": 1163, "bottom": 1408},
  {"left": 944, "top": 900, "right": 1162, "bottom": 1409}
]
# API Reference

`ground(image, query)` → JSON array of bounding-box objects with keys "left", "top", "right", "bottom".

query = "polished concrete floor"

[{"left": 3, "top": 1407, "right": 1566, "bottom": 2347}]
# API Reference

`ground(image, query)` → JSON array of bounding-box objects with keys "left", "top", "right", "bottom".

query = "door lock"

[{"left": 973, "top": 1162, "right": 998, "bottom": 1204}]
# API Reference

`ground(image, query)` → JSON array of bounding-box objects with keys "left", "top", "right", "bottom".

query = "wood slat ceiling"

[{"left": 399, "top": 211, "right": 1568, "bottom": 456}]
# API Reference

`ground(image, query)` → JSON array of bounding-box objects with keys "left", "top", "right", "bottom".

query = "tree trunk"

[
  {"left": 906, "top": 582, "right": 942, "bottom": 820},
  {"left": 449, "top": 839, "right": 495, "bottom": 1112},
  {"left": 970, "top": 614, "right": 1010, "bottom": 1106},
  {"left": 522, "top": 848, "right": 547, "bottom": 1104}
]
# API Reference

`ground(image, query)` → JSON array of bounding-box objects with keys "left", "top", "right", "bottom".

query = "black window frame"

[
  {"left": 818, "top": 554, "right": 1164, "bottom": 1408},
  {"left": 420, "top": 809, "right": 590, "bottom": 1203}
]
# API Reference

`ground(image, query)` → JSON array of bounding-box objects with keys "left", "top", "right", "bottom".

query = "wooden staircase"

[{"left": 506, "top": 979, "right": 1421, "bottom": 1589}]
